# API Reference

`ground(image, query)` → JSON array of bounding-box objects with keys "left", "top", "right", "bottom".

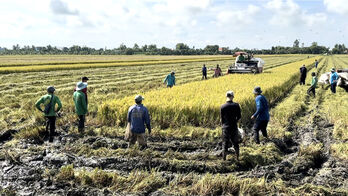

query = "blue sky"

[{"left": 0, "top": 0, "right": 347, "bottom": 49}]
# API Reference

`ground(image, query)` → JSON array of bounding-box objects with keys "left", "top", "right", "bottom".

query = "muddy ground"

[{"left": 0, "top": 89, "right": 347, "bottom": 195}]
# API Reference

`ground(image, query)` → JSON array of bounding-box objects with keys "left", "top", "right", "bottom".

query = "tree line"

[{"left": 0, "top": 40, "right": 347, "bottom": 55}]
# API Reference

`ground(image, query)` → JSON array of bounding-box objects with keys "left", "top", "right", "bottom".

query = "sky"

[{"left": 0, "top": 0, "right": 347, "bottom": 49}]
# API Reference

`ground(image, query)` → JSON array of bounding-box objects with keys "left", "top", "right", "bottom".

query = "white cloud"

[
  {"left": 324, "top": 0, "right": 348, "bottom": 15},
  {"left": 216, "top": 5, "right": 260, "bottom": 26},
  {"left": 265, "top": 0, "right": 327, "bottom": 27},
  {"left": 50, "top": 0, "right": 79, "bottom": 15}
]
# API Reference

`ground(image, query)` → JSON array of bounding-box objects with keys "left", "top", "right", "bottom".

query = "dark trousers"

[
  {"left": 307, "top": 86, "right": 316, "bottom": 97},
  {"left": 300, "top": 77, "right": 306, "bottom": 85},
  {"left": 45, "top": 116, "right": 56, "bottom": 142},
  {"left": 330, "top": 83, "right": 337, "bottom": 93},
  {"left": 78, "top": 115, "right": 85, "bottom": 130},
  {"left": 222, "top": 127, "right": 239, "bottom": 158},
  {"left": 253, "top": 120, "right": 268, "bottom": 144},
  {"left": 202, "top": 73, "right": 207, "bottom": 80}
]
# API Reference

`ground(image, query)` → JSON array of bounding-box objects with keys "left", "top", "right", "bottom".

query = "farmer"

[
  {"left": 35, "top": 86, "right": 62, "bottom": 142},
  {"left": 330, "top": 68, "right": 340, "bottom": 93},
  {"left": 220, "top": 91, "right": 241, "bottom": 160},
  {"left": 74, "top": 76, "right": 89, "bottom": 105},
  {"left": 213, "top": 64, "right": 222, "bottom": 78},
  {"left": 236, "top": 54, "right": 245, "bottom": 63},
  {"left": 300, "top": 64, "right": 307, "bottom": 85},
  {"left": 73, "top": 82, "right": 88, "bottom": 132},
  {"left": 314, "top": 59, "right": 319, "bottom": 69},
  {"left": 164, "top": 71, "right": 176, "bottom": 88},
  {"left": 251, "top": 87, "right": 270, "bottom": 144},
  {"left": 127, "top": 95, "right": 151, "bottom": 149},
  {"left": 307, "top": 72, "right": 318, "bottom": 97},
  {"left": 202, "top": 64, "right": 207, "bottom": 80}
]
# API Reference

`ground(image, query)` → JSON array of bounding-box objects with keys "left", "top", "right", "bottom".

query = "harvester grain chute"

[{"left": 227, "top": 52, "right": 265, "bottom": 74}]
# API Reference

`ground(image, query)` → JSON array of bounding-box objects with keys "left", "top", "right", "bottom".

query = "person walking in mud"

[
  {"left": 220, "top": 91, "right": 241, "bottom": 161},
  {"left": 307, "top": 72, "right": 318, "bottom": 97},
  {"left": 164, "top": 71, "right": 176, "bottom": 88},
  {"left": 74, "top": 76, "right": 89, "bottom": 105},
  {"left": 251, "top": 87, "right": 269, "bottom": 144},
  {"left": 73, "top": 82, "right": 88, "bottom": 132},
  {"left": 35, "top": 86, "right": 62, "bottom": 143},
  {"left": 127, "top": 95, "right": 151, "bottom": 149},
  {"left": 300, "top": 64, "right": 307, "bottom": 85},
  {"left": 202, "top": 64, "right": 207, "bottom": 80},
  {"left": 330, "top": 68, "right": 340, "bottom": 94}
]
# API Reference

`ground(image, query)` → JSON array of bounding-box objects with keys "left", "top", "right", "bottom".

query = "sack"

[
  {"left": 124, "top": 123, "right": 132, "bottom": 141},
  {"left": 44, "top": 95, "right": 54, "bottom": 114},
  {"left": 237, "top": 128, "right": 245, "bottom": 143}
]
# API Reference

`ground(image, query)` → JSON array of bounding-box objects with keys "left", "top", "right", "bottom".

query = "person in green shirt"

[
  {"left": 307, "top": 72, "right": 318, "bottom": 97},
  {"left": 35, "top": 86, "right": 62, "bottom": 142},
  {"left": 73, "top": 82, "right": 88, "bottom": 132}
]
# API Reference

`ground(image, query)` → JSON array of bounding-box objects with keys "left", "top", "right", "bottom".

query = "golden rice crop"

[
  {"left": 0, "top": 57, "right": 233, "bottom": 73},
  {"left": 98, "top": 57, "right": 321, "bottom": 128}
]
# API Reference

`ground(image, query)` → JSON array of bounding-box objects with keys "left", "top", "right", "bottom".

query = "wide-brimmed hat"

[
  {"left": 135, "top": 95, "right": 145, "bottom": 102},
  {"left": 76, "top": 82, "right": 87, "bottom": 91},
  {"left": 82, "top": 76, "right": 89, "bottom": 81},
  {"left": 47, "top": 86, "right": 55, "bottom": 93},
  {"left": 253, "top": 86, "right": 262, "bottom": 94},
  {"left": 171, "top": 71, "right": 175, "bottom": 74},
  {"left": 331, "top": 67, "right": 336, "bottom": 72}
]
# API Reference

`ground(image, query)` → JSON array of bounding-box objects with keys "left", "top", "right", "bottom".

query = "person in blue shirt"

[
  {"left": 202, "top": 64, "right": 207, "bottom": 80},
  {"left": 330, "top": 68, "right": 340, "bottom": 94},
  {"left": 315, "top": 59, "right": 319, "bottom": 69},
  {"left": 251, "top": 87, "right": 270, "bottom": 144},
  {"left": 127, "top": 95, "right": 151, "bottom": 148},
  {"left": 164, "top": 71, "right": 176, "bottom": 88}
]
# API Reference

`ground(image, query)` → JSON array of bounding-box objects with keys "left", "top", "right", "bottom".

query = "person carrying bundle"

[{"left": 126, "top": 95, "right": 151, "bottom": 149}]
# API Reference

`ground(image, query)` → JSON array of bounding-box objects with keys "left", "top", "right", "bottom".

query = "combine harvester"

[
  {"left": 227, "top": 52, "right": 265, "bottom": 74},
  {"left": 319, "top": 68, "right": 348, "bottom": 92}
]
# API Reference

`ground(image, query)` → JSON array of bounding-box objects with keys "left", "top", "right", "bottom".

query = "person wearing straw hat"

[
  {"left": 220, "top": 91, "right": 241, "bottom": 160},
  {"left": 330, "top": 68, "right": 339, "bottom": 93},
  {"left": 164, "top": 71, "right": 176, "bottom": 88},
  {"left": 251, "top": 86, "right": 269, "bottom": 144},
  {"left": 73, "top": 82, "right": 88, "bottom": 132},
  {"left": 127, "top": 95, "right": 151, "bottom": 148},
  {"left": 35, "top": 86, "right": 62, "bottom": 142}
]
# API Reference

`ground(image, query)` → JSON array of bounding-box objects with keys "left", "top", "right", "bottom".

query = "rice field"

[{"left": 0, "top": 54, "right": 347, "bottom": 195}]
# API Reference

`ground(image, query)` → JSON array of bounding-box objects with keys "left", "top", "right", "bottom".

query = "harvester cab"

[{"left": 227, "top": 52, "right": 265, "bottom": 74}]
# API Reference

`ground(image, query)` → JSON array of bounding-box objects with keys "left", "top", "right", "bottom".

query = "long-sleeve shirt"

[
  {"left": 74, "top": 87, "right": 88, "bottom": 105},
  {"left": 202, "top": 67, "right": 207, "bottom": 74},
  {"left": 164, "top": 74, "right": 175, "bottom": 86},
  {"left": 220, "top": 101, "right": 241, "bottom": 129},
  {"left": 35, "top": 94, "right": 62, "bottom": 117},
  {"left": 73, "top": 91, "right": 88, "bottom": 115},
  {"left": 127, "top": 104, "right": 151, "bottom": 134},
  {"left": 330, "top": 72, "right": 339, "bottom": 84},
  {"left": 311, "top": 76, "right": 318, "bottom": 87},
  {"left": 253, "top": 95, "right": 270, "bottom": 121},
  {"left": 300, "top": 67, "right": 307, "bottom": 78}
]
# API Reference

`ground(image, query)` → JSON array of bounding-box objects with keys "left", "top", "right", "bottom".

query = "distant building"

[{"left": 219, "top": 47, "right": 229, "bottom": 52}]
